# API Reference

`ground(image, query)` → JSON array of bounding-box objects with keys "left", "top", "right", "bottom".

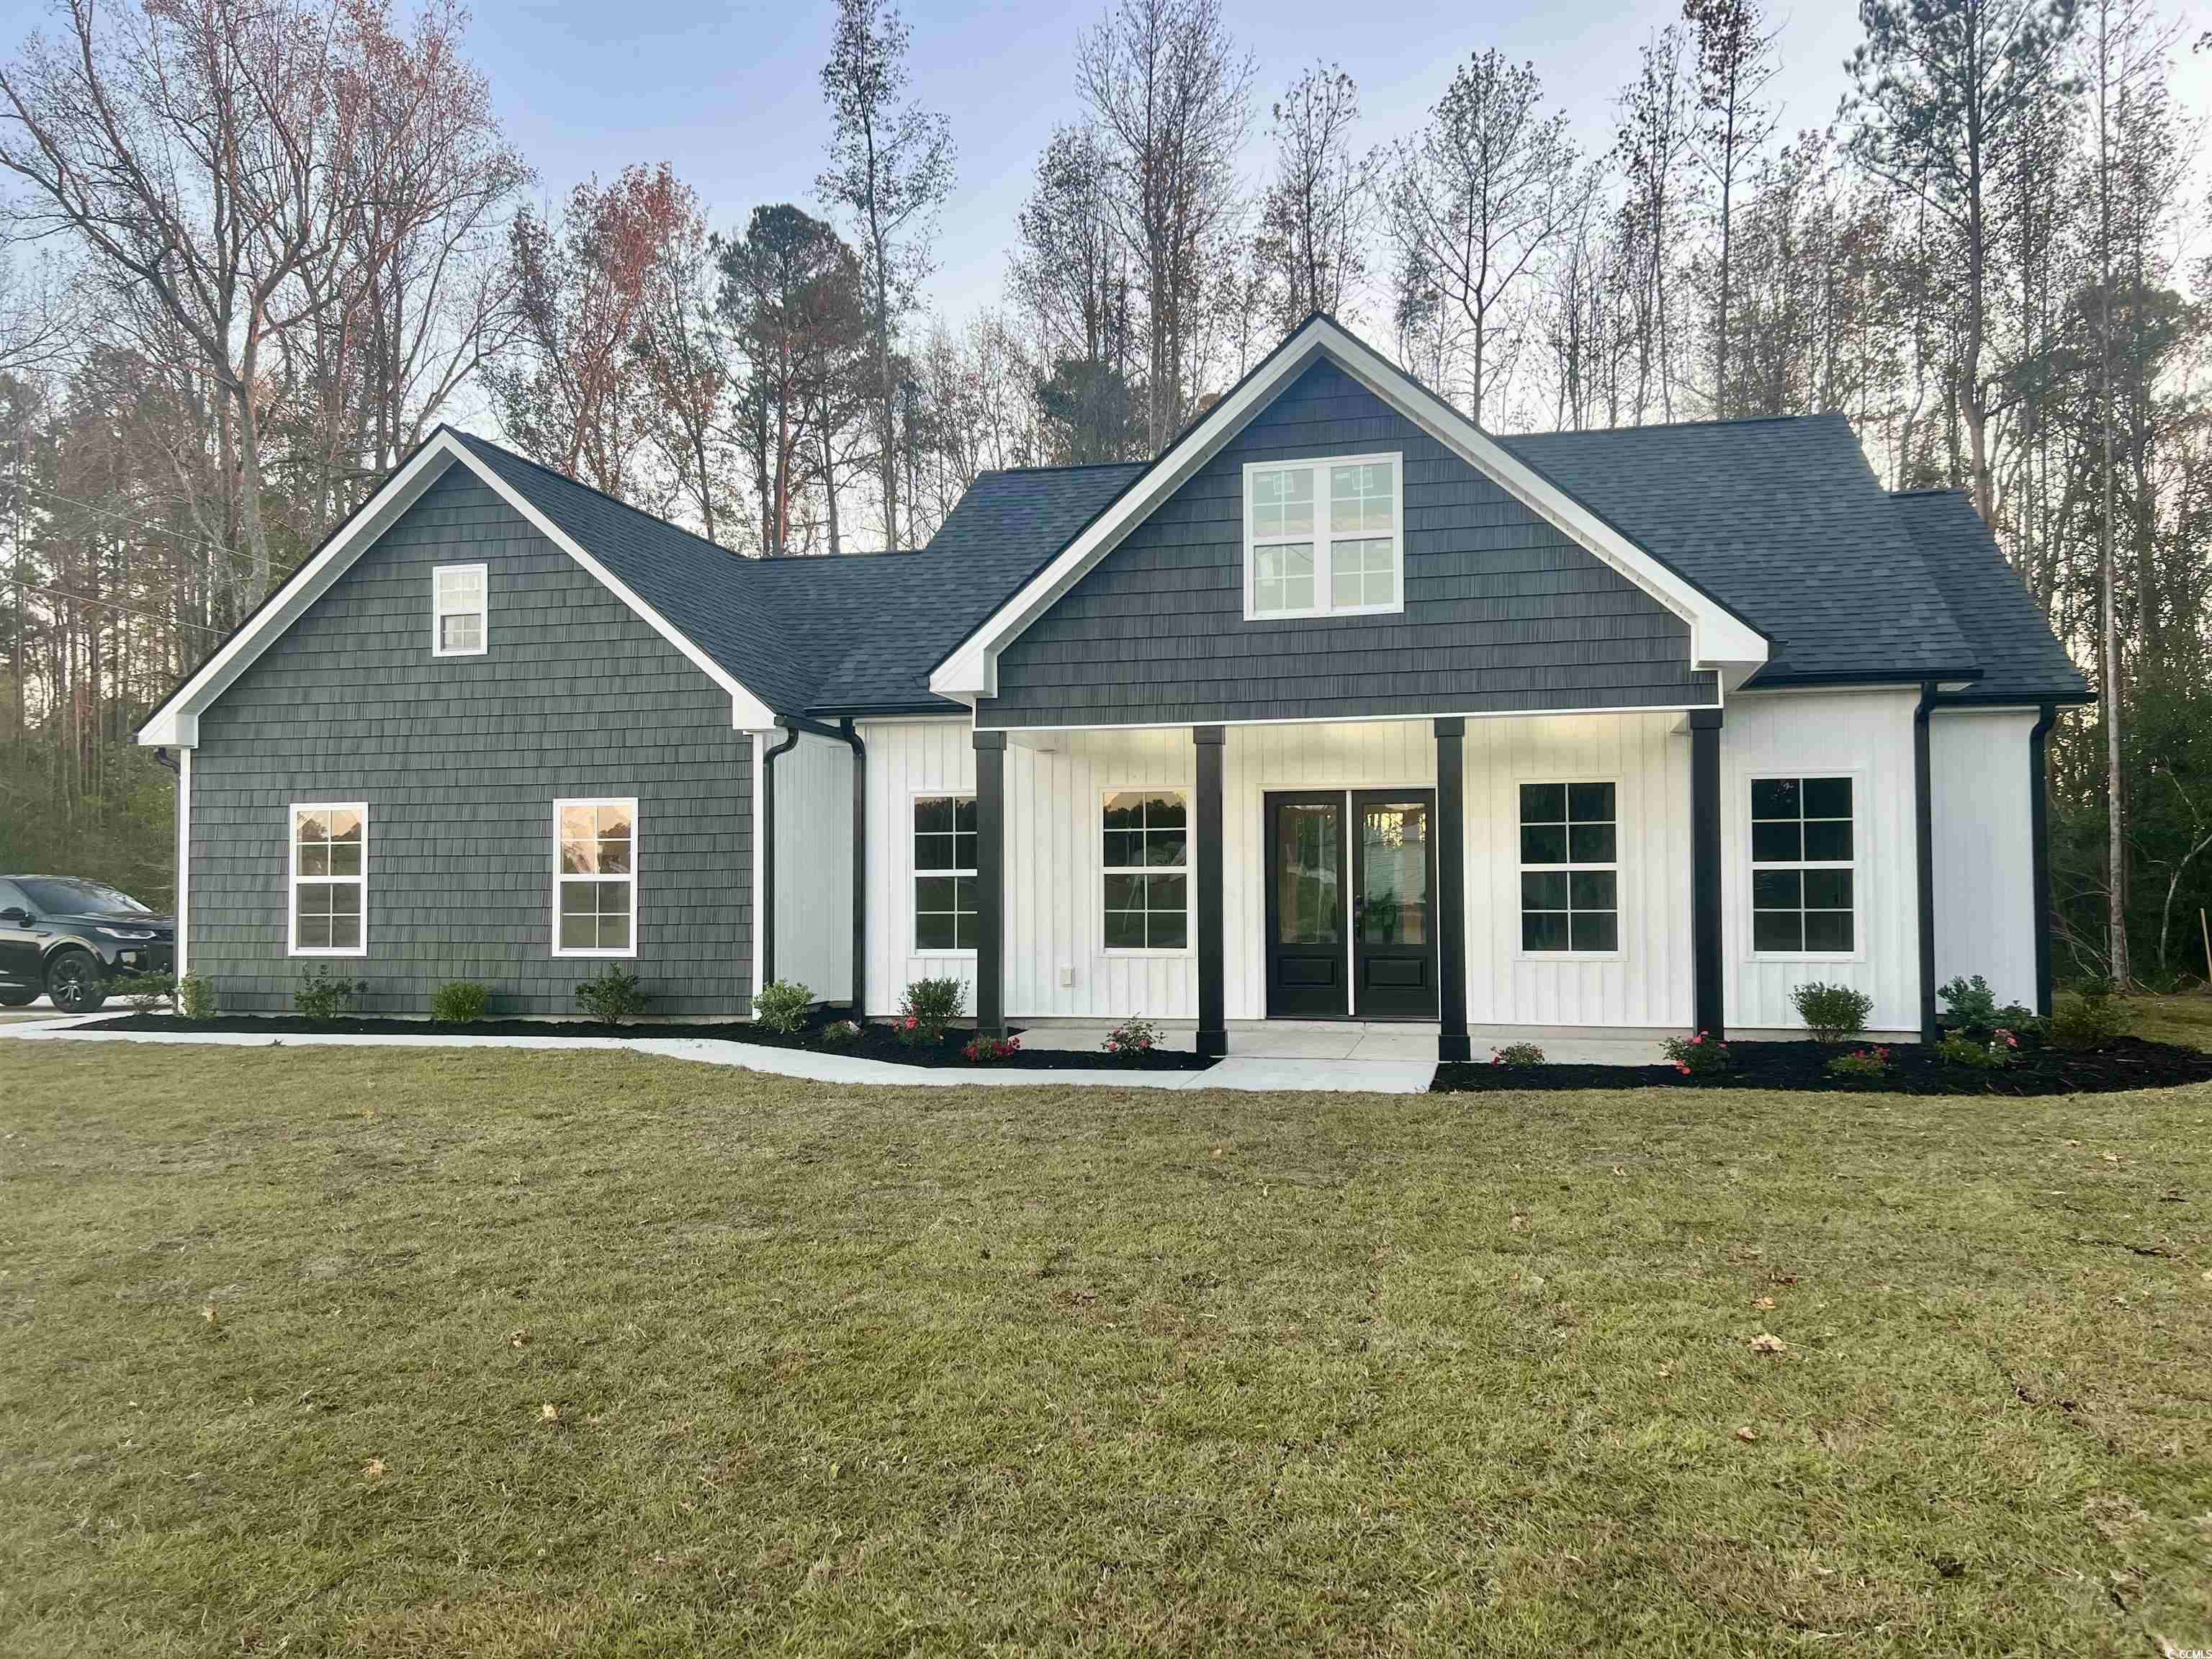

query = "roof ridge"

[
  {"left": 1504, "top": 410, "right": 1841, "bottom": 439},
  {"left": 1889, "top": 485, "right": 1971, "bottom": 499},
  {"left": 446, "top": 426, "right": 742, "bottom": 565},
  {"left": 986, "top": 459, "right": 1153, "bottom": 476}
]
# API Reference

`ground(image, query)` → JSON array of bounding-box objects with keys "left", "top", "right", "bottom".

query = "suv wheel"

[{"left": 45, "top": 950, "right": 107, "bottom": 1014}]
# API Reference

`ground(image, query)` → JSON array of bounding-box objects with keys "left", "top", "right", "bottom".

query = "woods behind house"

[{"left": 0, "top": 0, "right": 2204, "bottom": 985}]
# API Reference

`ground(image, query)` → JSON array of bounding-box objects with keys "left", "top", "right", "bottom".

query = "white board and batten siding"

[
  {"left": 770, "top": 730, "right": 853, "bottom": 1002},
  {"left": 848, "top": 693, "right": 1957, "bottom": 1035},
  {"left": 1720, "top": 688, "right": 1923, "bottom": 1035},
  {"left": 1929, "top": 707, "right": 2038, "bottom": 1010},
  {"left": 856, "top": 719, "right": 1198, "bottom": 1020},
  {"left": 858, "top": 714, "right": 1695, "bottom": 1028}
]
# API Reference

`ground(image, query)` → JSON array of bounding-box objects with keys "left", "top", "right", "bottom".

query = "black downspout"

[
  {"left": 760, "top": 724, "right": 801, "bottom": 988},
  {"left": 1914, "top": 682, "right": 1939, "bottom": 1041},
  {"left": 2030, "top": 701, "right": 2057, "bottom": 1018}
]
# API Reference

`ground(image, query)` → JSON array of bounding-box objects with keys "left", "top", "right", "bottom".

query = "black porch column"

[
  {"left": 2030, "top": 703, "right": 2057, "bottom": 1019},
  {"left": 1690, "top": 709, "right": 1724, "bottom": 1038},
  {"left": 974, "top": 728, "right": 1007, "bottom": 1037},
  {"left": 1195, "top": 725, "right": 1226, "bottom": 1058},
  {"left": 1434, "top": 717, "right": 1470, "bottom": 1061}
]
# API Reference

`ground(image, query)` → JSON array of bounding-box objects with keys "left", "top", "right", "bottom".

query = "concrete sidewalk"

[{"left": 0, "top": 1016, "right": 1442, "bottom": 1094}]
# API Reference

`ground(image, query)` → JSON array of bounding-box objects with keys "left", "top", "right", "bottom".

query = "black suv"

[{"left": 0, "top": 876, "right": 175, "bottom": 1013}]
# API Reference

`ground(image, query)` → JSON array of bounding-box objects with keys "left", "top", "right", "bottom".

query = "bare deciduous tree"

[
  {"left": 1076, "top": 0, "right": 1253, "bottom": 446},
  {"left": 1388, "top": 50, "right": 1579, "bottom": 426}
]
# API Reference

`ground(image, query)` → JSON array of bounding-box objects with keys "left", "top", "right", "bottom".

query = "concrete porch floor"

[{"left": 1022, "top": 1020, "right": 1671, "bottom": 1068}]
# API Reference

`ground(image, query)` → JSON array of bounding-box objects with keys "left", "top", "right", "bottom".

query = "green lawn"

[{"left": 1, "top": 1043, "right": 2208, "bottom": 1656}]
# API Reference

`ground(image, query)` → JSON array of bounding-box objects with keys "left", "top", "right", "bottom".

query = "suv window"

[{"left": 14, "top": 878, "right": 148, "bottom": 915}]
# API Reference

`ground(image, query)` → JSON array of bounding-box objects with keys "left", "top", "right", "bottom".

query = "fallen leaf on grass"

[
  {"left": 509, "top": 1328, "right": 529, "bottom": 1349},
  {"left": 360, "top": 1459, "right": 385, "bottom": 1480},
  {"left": 1509, "top": 1213, "right": 1527, "bottom": 1233},
  {"left": 1754, "top": 1295, "right": 1776, "bottom": 1309},
  {"left": 1749, "top": 1333, "right": 1786, "bottom": 1354},
  {"left": 200, "top": 1305, "right": 218, "bottom": 1326},
  {"left": 540, "top": 1403, "right": 558, "bottom": 1422},
  {"left": 1735, "top": 1426, "right": 1760, "bottom": 1442}
]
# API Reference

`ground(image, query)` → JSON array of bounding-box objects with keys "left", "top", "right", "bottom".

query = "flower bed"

[
  {"left": 78, "top": 1010, "right": 1216, "bottom": 1072},
  {"left": 1431, "top": 1034, "right": 2212, "bottom": 1097}
]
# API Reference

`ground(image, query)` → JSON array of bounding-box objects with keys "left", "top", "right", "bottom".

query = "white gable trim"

[
  {"left": 927, "top": 317, "right": 1771, "bottom": 703},
  {"left": 138, "top": 429, "right": 775, "bottom": 747}
]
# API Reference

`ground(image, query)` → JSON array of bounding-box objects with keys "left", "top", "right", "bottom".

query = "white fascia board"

[
  {"left": 138, "top": 431, "right": 778, "bottom": 747},
  {"left": 929, "top": 316, "right": 1769, "bottom": 699}
]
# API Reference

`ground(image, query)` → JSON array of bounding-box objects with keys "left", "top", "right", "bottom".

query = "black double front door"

[{"left": 1264, "top": 789, "right": 1439, "bottom": 1020}]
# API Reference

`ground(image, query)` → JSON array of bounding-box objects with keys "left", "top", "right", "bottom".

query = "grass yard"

[{"left": 1, "top": 1043, "right": 2208, "bottom": 1656}]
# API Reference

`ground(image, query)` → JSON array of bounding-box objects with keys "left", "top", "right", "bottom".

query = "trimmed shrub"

[
  {"left": 2049, "top": 986, "right": 2130, "bottom": 1051},
  {"left": 429, "top": 981, "right": 493, "bottom": 1022},
  {"left": 1938, "top": 974, "right": 2001, "bottom": 1032},
  {"left": 1490, "top": 1042, "right": 1547, "bottom": 1067},
  {"left": 1102, "top": 1017, "right": 1161, "bottom": 1063},
  {"left": 1792, "top": 981, "right": 1874, "bottom": 1043},
  {"left": 896, "top": 977, "right": 965, "bottom": 1047},
  {"left": 1826, "top": 1046, "right": 1892, "bottom": 1079},
  {"left": 294, "top": 963, "right": 365, "bottom": 1022},
  {"left": 962, "top": 1033, "right": 1022, "bottom": 1066},
  {"left": 752, "top": 978, "right": 811, "bottom": 1035},
  {"left": 1662, "top": 1030, "right": 1730, "bottom": 1077},
  {"left": 111, "top": 971, "right": 176, "bottom": 1015},
  {"left": 575, "top": 966, "right": 647, "bottom": 1025},
  {"left": 818, "top": 1019, "right": 862, "bottom": 1046},
  {"left": 176, "top": 975, "right": 217, "bottom": 1020}
]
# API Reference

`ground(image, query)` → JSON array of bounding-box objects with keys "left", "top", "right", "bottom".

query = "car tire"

[
  {"left": 0, "top": 986, "right": 37, "bottom": 1007},
  {"left": 44, "top": 950, "right": 107, "bottom": 1014}
]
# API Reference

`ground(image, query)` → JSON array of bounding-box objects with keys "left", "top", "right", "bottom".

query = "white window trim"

[
  {"left": 552, "top": 796, "right": 639, "bottom": 960},
  {"left": 431, "top": 562, "right": 488, "bottom": 657},
  {"left": 1513, "top": 777, "right": 1624, "bottom": 963},
  {"left": 287, "top": 801, "right": 368, "bottom": 958},
  {"left": 1100, "top": 786, "right": 1193, "bottom": 958},
  {"left": 1745, "top": 769, "right": 1863, "bottom": 963},
  {"left": 909, "top": 789, "right": 978, "bottom": 959},
  {"left": 1241, "top": 451, "right": 1405, "bottom": 622}
]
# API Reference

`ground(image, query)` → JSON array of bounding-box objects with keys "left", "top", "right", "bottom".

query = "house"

[{"left": 136, "top": 315, "right": 2087, "bottom": 1053}]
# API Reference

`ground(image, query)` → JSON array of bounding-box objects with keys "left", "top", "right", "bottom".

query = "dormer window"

[
  {"left": 431, "top": 563, "right": 487, "bottom": 656},
  {"left": 1243, "top": 454, "right": 1403, "bottom": 621}
]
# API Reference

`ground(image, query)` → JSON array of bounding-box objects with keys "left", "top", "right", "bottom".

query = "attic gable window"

[
  {"left": 431, "top": 563, "right": 487, "bottom": 657},
  {"left": 1243, "top": 453, "right": 1403, "bottom": 621}
]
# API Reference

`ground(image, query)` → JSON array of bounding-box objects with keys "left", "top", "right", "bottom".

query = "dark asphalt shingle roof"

[
  {"left": 1498, "top": 411, "right": 1978, "bottom": 685},
  {"left": 452, "top": 408, "right": 2079, "bottom": 717},
  {"left": 1888, "top": 487, "right": 2089, "bottom": 702}
]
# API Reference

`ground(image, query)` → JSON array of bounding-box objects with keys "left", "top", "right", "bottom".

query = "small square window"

[{"left": 432, "top": 564, "right": 487, "bottom": 657}]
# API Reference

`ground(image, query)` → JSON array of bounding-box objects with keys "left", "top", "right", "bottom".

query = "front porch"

[{"left": 944, "top": 711, "right": 1727, "bottom": 1058}]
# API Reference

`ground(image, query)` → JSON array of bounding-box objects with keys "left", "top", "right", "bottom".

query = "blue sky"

[
  {"left": 1, "top": 0, "right": 2201, "bottom": 328},
  {"left": 467, "top": 0, "right": 1881, "bottom": 319}
]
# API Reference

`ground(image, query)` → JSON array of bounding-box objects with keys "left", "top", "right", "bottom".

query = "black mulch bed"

[
  {"left": 1434, "top": 1034, "right": 2212, "bottom": 1097},
  {"left": 77, "top": 1010, "right": 1216, "bottom": 1072}
]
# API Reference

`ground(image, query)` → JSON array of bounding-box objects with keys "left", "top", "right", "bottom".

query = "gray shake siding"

[
  {"left": 189, "top": 467, "right": 752, "bottom": 1015},
  {"left": 979, "top": 360, "right": 1718, "bottom": 729}
]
